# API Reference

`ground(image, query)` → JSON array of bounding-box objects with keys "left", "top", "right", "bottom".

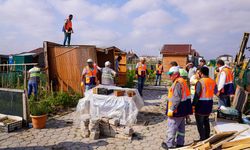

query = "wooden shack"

[
  {"left": 96, "top": 46, "right": 127, "bottom": 86},
  {"left": 44, "top": 41, "right": 97, "bottom": 93},
  {"left": 160, "top": 44, "right": 199, "bottom": 71},
  {"left": 44, "top": 42, "right": 127, "bottom": 93}
]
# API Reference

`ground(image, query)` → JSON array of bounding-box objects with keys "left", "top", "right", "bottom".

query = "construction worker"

[
  {"left": 63, "top": 14, "right": 73, "bottom": 46},
  {"left": 199, "top": 59, "right": 208, "bottom": 68},
  {"left": 162, "top": 66, "right": 192, "bottom": 149},
  {"left": 155, "top": 60, "right": 164, "bottom": 86},
  {"left": 216, "top": 59, "right": 235, "bottom": 107},
  {"left": 27, "top": 64, "right": 41, "bottom": 98},
  {"left": 136, "top": 58, "right": 148, "bottom": 96},
  {"left": 81, "top": 59, "right": 99, "bottom": 92},
  {"left": 192, "top": 67, "right": 217, "bottom": 141},
  {"left": 101, "top": 61, "right": 116, "bottom": 85}
]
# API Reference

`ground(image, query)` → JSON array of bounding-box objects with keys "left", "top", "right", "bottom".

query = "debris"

[
  {"left": 89, "top": 131, "right": 100, "bottom": 140},
  {"left": 109, "top": 118, "right": 119, "bottom": 126}
]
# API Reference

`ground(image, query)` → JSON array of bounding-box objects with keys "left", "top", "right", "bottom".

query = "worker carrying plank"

[
  {"left": 162, "top": 66, "right": 192, "bottom": 149},
  {"left": 216, "top": 59, "right": 235, "bottom": 107},
  {"left": 101, "top": 61, "right": 117, "bottom": 86},
  {"left": 81, "top": 59, "right": 100, "bottom": 92},
  {"left": 192, "top": 67, "right": 217, "bottom": 141},
  {"left": 62, "top": 14, "right": 73, "bottom": 46}
]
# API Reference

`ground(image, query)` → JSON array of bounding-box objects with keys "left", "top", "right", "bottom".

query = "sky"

[{"left": 1, "top": 0, "right": 250, "bottom": 59}]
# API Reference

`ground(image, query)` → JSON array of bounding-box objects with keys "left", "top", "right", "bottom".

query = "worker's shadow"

[{"left": 137, "top": 111, "right": 166, "bottom": 126}]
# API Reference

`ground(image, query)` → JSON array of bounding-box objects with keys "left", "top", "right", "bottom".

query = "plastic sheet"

[{"left": 76, "top": 85, "right": 144, "bottom": 125}]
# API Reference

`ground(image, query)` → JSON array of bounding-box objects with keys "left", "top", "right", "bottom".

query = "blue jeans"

[
  {"left": 155, "top": 74, "right": 162, "bottom": 86},
  {"left": 137, "top": 77, "right": 145, "bottom": 96},
  {"left": 63, "top": 32, "right": 71, "bottom": 46},
  {"left": 28, "top": 80, "right": 38, "bottom": 97}
]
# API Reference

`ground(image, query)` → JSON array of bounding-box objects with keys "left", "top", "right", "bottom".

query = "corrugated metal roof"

[{"left": 160, "top": 44, "right": 192, "bottom": 55}]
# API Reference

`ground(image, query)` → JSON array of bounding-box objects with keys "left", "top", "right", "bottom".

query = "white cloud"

[
  {"left": 122, "top": 0, "right": 165, "bottom": 13},
  {"left": 133, "top": 9, "right": 174, "bottom": 28}
]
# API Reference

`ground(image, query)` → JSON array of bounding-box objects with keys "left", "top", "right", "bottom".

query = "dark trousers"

[
  {"left": 63, "top": 32, "right": 71, "bottom": 46},
  {"left": 195, "top": 114, "right": 210, "bottom": 141},
  {"left": 155, "top": 74, "right": 162, "bottom": 86},
  {"left": 138, "top": 77, "right": 145, "bottom": 96},
  {"left": 219, "top": 95, "right": 231, "bottom": 107}
]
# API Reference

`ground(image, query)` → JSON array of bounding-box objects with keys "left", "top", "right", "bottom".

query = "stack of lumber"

[{"left": 177, "top": 129, "right": 249, "bottom": 150}]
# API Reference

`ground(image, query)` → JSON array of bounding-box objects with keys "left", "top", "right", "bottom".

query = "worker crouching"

[{"left": 162, "top": 66, "right": 192, "bottom": 149}]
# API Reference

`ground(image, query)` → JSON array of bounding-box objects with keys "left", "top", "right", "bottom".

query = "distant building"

[
  {"left": 19, "top": 48, "right": 45, "bottom": 67},
  {"left": 127, "top": 50, "right": 139, "bottom": 64},
  {"left": 160, "top": 44, "right": 200, "bottom": 71},
  {"left": 217, "top": 54, "right": 234, "bottom": 64}
]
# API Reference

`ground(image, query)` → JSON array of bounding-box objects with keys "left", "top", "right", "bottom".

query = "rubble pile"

[{"left": 80, "top": 117, "right": 134, "bottom": 140}]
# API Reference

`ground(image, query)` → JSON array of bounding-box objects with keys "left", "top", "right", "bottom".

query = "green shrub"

[
  {"left": 126, "top": 70, "right": 136, "bottom": 88},
  {"left": 29, "top": 97, "right": 51, "bottom": 116}
]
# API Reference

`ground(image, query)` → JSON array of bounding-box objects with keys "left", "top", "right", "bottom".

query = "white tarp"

[{"left": 76, "top": 85, "right": 144, "bottom": 125}]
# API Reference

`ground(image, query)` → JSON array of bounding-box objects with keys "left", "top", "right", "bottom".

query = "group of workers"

[{"left": 161, "top": 59, "right": 235, "bottom": 149}]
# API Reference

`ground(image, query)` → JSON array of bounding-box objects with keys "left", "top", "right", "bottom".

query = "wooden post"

[{"left": 24, "top": 65, "right": 27, "bottom": 90}]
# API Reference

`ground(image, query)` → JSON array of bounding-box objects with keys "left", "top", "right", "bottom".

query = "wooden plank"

[
  {"left": 211, "top": 128, "right": 248, "bottom": 149},
  {"left": 222, "top": 137, "right": 250, "bottom": 148},
  {"left": 223, "top": 144, "right": 250, "bottom": 150}
]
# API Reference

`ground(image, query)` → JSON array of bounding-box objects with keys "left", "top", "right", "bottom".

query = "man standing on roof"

[
  {"left": 216, "top": 59, "right": 235, "bottom": 107},
  {"left": 101, "top": 61, "right": 116, "bottom": 86},
  {"left": 192, "top": 67, "right": 217, "bottom": 141},
  {"left": 136, "top": 58, "right": 148, "bottom": 96},
  {"left": 155, "top": 60, "right": 164, "bottom": 86},
  {"left": 81, "top": 59, "right": 99, "bottom": 93},
  {"left": 63, "top": 14, "right": 73, "bottom": 46},
  {"left": 162, "top": 66, "right": 192, "bottom": 149}
]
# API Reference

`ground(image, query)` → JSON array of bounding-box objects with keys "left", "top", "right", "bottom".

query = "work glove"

[
  {"left": 80, "top": 81, "right": 84, "bottom": 87},
  {"left": 167, "top": 109, "right": 174, "bottom": 117}
]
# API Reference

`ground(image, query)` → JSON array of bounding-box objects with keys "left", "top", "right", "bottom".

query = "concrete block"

[
  {"left": 89, "top": 119, "right": 99, "bottom": 131},
  {"left": 81, "top": 129, "right": 90, "bottom": 138},
  {"left": 89, "top": 131, "right": 100, "bottom": 140},
  {"left": 109, "top": 118, "right": 120, "bottom": 126}
]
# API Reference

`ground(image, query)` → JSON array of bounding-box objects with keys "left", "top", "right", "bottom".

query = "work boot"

[
  {"left": 161, "top": 142, "right": 169, "bottom": 150},
  {"left": 176, "top": 144, "right": 184, "bottom": 148}
]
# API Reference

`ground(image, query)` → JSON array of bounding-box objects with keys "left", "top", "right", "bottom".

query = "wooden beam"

[
  {"left": 211, "top": 128, "right": 248, "bottom": 149},
  {"left": 222, "top": 137, "right": 250, "bottom": 148},
  {"left": 223, "top": 144, "right": 250, "bottom": 150}
]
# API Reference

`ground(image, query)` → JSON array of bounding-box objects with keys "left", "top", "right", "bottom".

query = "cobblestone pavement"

[{"left": 0, "top": 89, "right": 205, "bottom": 150}]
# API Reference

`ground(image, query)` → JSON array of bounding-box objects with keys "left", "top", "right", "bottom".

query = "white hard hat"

[
  {"left": 166, "top": 66, "right": 179, "bottom": 75},
  {"left": 105, "top": 61, "right": 111, "bottom": 67},
  {"left": 87, "top": 59, "right": 93, "bottom": 63}
]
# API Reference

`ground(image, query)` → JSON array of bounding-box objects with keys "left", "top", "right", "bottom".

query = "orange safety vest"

[
  {"left": 167, "top": 77, "right": 192, "bottom": 117},
  {"left": 156, "top": 64, "right": 163, "bottom": 74},
  {"left": 85, "top": 65, "right": 97, "bottom": 84},
  {"left": 216, "top": 66, "right": 234, "bottom": 95},
  {"left": 199, "top": 78, "right": 216, "bottom": 100},
  {"left": 216, "top": 67, "right": 233, "bottom": 85},
  {"left": 65, "top": 19, "right": 72, "bottom": 31},
  {"left": 137, "top": 62, "right": 147, "bottom": 76},
  {"left": 195, "top": 78, "right": 216, "bottom": 115}
]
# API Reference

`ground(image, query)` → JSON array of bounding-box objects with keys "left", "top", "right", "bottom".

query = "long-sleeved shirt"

[
  {"left": 170, "top": 82, "right": 182, "bottom": 111},
  {"left": 217, "top": 66, "right": 226, "bottom": 91}
]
